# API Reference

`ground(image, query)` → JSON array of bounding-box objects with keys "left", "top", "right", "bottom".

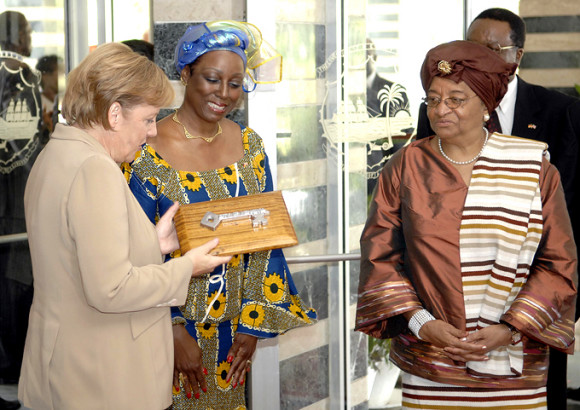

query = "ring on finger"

[{"left": 246, "top": 360, "right": 252, "bottom": 366}]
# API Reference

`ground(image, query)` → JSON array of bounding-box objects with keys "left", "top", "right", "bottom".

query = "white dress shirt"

[{"left": 496, "top": 76, "right": 518, "bottom": 135}]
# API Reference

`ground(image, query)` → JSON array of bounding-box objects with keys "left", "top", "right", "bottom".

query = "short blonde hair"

[{"left": 62, "top": 42, "right": 174, "bottom": 129}]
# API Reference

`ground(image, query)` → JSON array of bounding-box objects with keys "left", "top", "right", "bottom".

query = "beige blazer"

[{"left": 19, "top": 124, "right": 193, "bottom": 410}]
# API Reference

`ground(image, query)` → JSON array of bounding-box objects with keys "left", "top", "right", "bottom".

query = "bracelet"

[
  {"left": 171, "top": 316, "right": 187, "bottom": 326},
  {"left": 500, "top": 321, "right": 523, "bottom": 345},
  {"left": 408, "top": 309, "right": 436, "bottom": 340}
]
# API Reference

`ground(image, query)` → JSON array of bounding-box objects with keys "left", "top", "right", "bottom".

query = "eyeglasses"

[
  {"left": 487, "top": 42, "right": 518, "bottom": 54},
  {"left": 423, "top": 95, "right": 477, "bottom": 109}
]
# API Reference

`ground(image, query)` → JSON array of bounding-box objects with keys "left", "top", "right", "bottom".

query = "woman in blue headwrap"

[{"left": 123, "top": 21, "right": 317, "bottom": 409}]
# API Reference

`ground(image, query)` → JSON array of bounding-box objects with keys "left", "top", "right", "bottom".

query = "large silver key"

[{"left": 200, "top": 208, "right": 270, "bottom": 230}]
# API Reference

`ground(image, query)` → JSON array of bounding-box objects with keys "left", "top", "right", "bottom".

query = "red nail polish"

[
  {"left": 227, "top": 355, "right": 233, "bottom": 363},
  {"left": 226, "top": 377, "right": 230, "bottom": 383},
  {"left": 186, "top": 392, "right": 192, "bottom": 399},
  {"left": 240, "top": 379, "right": 244, "bottom": 386},
  {"left": 175, "top": 386, "right": 180, "bottom": 392},
  {"left": 202, "top": 387, "right": 207, "bottom": 393},
  {"left": 233, "top": 382, "right": 237, "bottom": 389},
  {"left": 203, "top": 368, "right": 208, "bottom": 375},
  {"left": 195, "top": 393, "right": 200, "bottom": 400}
]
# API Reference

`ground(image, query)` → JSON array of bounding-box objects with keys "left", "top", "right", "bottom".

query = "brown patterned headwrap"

[{"left": 420, "top": 40, "right": 517, "bottom": 113}]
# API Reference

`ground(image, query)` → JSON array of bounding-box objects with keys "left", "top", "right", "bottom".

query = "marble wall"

[
  {"left": 153, "top": 0, "right": 245, "bottom": 23},
  {"left": 519, "top": 0, "right": 580, "bottom": 96}
]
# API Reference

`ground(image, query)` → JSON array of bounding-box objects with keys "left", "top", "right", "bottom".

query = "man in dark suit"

[{"left": 415, "top": 8, "right": 580, "bottom": 410}]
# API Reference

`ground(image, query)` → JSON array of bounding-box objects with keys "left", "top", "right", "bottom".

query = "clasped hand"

[
  {"left": 419, "top": 320, "right": 513, "bottom": 363},
  {"left": 173, "top": 325, "right": 257, "bottom": 400}
]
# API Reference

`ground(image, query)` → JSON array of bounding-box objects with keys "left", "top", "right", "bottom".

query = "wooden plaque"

[{"left": 174, "top": 191, "right": 298, "bottom": 256}]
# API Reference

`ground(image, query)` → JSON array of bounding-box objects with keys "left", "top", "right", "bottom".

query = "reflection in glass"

[{"left": 0, "top": 3, "right": 64, "bottom": 395}]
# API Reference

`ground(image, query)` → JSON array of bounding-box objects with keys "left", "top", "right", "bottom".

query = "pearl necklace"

[
  {"left": 438, "top": 127, "right": 489, "bottom": 165},
  {"left": 172, "top": 109, "right": 222, "bottom": 143}
]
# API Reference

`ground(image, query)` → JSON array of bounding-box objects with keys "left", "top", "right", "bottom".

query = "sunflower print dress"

[{"left": 123, "top": 125, "right": 317, "bottom": 410}]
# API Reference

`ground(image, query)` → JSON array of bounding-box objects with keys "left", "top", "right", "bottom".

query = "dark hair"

[
  {"left": 472, "top": 8, "right": 526, "bottom": 48},
  {"left": 121, "top": 39, "right": 154, "bottom": 61},
  {"left": 0, "top": 10, "right": 28, "bottom": 50},
  {"left": 36, "top": 55, "right": 60, "bottom": 74}
]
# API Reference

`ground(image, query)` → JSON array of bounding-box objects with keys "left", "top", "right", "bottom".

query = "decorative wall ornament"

[
  {"left": 0, "top": 59, "right": 42, "bottom": 174},
  {"left": 317, "top": 42, "right": 414, "bottom": 182}
]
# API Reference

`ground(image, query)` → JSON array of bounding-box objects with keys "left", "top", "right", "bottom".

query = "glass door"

[{"left": 1, "top": 1, "right": 65, "bottom": 397}]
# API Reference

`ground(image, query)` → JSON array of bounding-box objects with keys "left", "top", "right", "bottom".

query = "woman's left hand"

[
  {"left": 443, "top": 324, "right": 513, "bottom": 362},
  {"left": 155, "top": 202, "right": 180, "bottom": 255},
  {"left": 225, "top": 333, "right": 258, "bottom": 389}
]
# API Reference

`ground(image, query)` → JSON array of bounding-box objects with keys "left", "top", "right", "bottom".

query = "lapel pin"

[{"left": 528, "top": 124, "right": 537, "bottom": 129}]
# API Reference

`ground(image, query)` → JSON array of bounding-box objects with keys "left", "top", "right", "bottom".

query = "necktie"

[{"left": 486, "top": 110, "right": 502, "bottom": 134}]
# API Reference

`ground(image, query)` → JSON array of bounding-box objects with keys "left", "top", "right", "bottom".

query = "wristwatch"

[{"left": 501, "top": 321, "right": 522, "bottom": 345}]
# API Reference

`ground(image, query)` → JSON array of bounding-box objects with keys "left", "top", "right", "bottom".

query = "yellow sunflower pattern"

[
  {"left": 263, "top": 273, "right": 285, "bottom": 303},
  {"left": 121, "top": 162, "right": 131, "bottom": 183},
  {"left": 216, "top": 360, "right": 232, "bottom": 390},
  {"left": 124, "top": 144, "right": 190, "bottom": 204},
  {"left": 146, "top": 144, "right": 171, "bottom": 168},
  {"left": 240, "top": 303, "right": 265, "bottom": 327},
  {"left": 252, "top": 150, "right": 266, "bottom": 183},
  {"left": 236, "top": 251, "right": 317, "bottom": 336},
  {"left": 290, "top": 294, "right": 314, "bottom": 324},
  {"left": 231, "top": 315, "right": 239, "bottom": 334},
  {"left": 207, "top": 291, "right": 226, "bottom": 319},
  {"left": 196, "top": 322, "right": 217, "bottom": 339},
  {"left": 219, "top": 165, "right": 238, "bottom": 184},
  {"left": 178, "top": 170, "right": 202, "bottom": 192},
  {"left": 229, "top": 254, "right": 242, "bottom": 268},
  {"left": 289, "top": 301, "right": 312, "bottom": 324}
]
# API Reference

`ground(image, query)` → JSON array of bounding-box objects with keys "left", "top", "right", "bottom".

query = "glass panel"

[
  {"left": 267, "top": 0, "right": 468, "bottom": 407},
  {"left": 0, "top": 1, "right": 65, "bottom": 401},
  {"left": 362, "top": 2, "right": 464, "bottom": 407},
  {"left": 273, "top": 4, "right": 341, "bottom": 403}
]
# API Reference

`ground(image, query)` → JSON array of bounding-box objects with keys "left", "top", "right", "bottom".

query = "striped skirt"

[{"left": 401, "top": 372, "right": 547, "bottom": 409}]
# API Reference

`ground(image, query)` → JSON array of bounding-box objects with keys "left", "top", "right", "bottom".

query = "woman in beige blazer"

[{"left": 18, "top": 42, "right": 231, "bottom": 410}]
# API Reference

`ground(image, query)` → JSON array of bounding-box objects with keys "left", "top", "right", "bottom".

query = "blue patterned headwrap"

[
  {"left": 175, "top": 23, "right": 248, "bottom": 72},
  {"left": 174, "top": 20, "right": 283, "bottom": 92}
]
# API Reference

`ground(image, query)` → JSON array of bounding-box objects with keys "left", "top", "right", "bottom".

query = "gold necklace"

[{"left": 172, "top": 110, "right": 222, "bottom": 143}]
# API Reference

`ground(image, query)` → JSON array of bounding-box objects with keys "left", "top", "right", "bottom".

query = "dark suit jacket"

[{"left": 416, "top": 76, "right": 580, "bottom": 257}]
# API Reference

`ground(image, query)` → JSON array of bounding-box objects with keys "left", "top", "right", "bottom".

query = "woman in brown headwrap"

[{"left": 355, "top": 40, "right": 577, "bottom": 409}]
